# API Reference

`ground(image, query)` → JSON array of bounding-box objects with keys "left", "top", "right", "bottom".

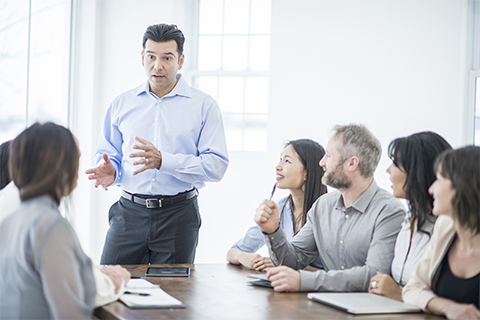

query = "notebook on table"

[
  {"left": 120, "top": 279, "right": 185, "bottom": 309},
  {"left": 307, "top": 292, "right": 421, "bottom": 315}
]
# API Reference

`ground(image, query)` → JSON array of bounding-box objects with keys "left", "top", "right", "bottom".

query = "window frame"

[{"left": 187, "top": 0, "right": 271, "bottom": 154}]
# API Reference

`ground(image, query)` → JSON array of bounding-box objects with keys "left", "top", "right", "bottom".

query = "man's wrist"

[
  {"left": 261, "top": 225, "right": 280, "bottom": 235},
  {"left": 156, "top": 151, "right": 162, "bottom": 170}
]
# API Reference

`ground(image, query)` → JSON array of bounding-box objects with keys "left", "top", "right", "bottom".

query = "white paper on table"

[
  {"left": 120, "top": 286, "right": 184, "bottom": 309},
  {"left": 125, "top": 279, "right": 159, "bottom": 289}
]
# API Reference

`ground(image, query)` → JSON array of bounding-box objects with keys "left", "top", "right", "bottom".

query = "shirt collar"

[
  {"left": 136, "top": 74, "right": 192, "bottom": 99},
  {"left": 335, "top": 179, "right": 378, "bottom": 213}
]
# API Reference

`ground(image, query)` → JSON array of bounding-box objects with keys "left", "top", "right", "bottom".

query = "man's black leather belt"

[{"left": 121, "top": 189, "right": 196, "bottom": 208}]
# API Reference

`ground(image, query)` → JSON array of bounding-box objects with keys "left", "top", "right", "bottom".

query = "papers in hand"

[{"left": 120, "top": 279, "right": 184, "bottom": 309}]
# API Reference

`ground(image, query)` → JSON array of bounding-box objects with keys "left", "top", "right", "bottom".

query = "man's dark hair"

[
  {"left": 388, "top": 131, "right": 452, "bottom": 236},
  {"left": 142, "top": 24, "right": 185, "bottom": 58},
  {"left": 0, "top": 140, "right": 11, "bottom": 190}
]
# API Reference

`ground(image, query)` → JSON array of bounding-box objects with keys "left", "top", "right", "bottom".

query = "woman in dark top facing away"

[{"left": 403, "top": 146, "right": 480, "bottom": 320}]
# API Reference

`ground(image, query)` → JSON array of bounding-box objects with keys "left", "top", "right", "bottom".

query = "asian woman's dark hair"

[
  {"left": 434, "top": 146, "right": 480, "bottom": 235},
  {"left": 0, "top": 141, "right": 11, "bottom": 190},
  {"left": 388, "top": 131, "right": 452, "bottom": 236},
  {"left": 8, "top": 122, "right": 79, "bottom": 205},
  {"left": 285, "top": 139, "right": 327, "bottom": 231}
]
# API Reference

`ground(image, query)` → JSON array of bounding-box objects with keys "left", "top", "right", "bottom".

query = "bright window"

[
  {"left": 193, "top": 0, "right": 271, "bottom": 152},
  {"left": 0, "top": 0, "right": 72, "bottom": 144},
  {"left": 475, "top": 77, "right": 480, "bottom": 145}
]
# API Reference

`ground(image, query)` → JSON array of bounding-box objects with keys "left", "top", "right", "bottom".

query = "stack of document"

[{"left": 120, "top": 279, "right": 185, "bottom": 309}]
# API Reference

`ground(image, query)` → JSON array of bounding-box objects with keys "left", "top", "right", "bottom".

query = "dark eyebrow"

[
  {"left": 162, "top": 52, "right": 176, "bottom": 57},
  {"left": 145, "top": 50, "right": 176, "bottom": 57}
]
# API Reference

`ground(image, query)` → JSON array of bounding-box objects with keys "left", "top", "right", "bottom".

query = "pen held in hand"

[{"left": 269, "top": 183, "right": 277, "bottom": 201}]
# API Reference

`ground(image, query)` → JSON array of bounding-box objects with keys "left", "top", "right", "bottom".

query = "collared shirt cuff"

[
  {"left": 299, "top": 269, "right": 319, "bottom": 291},
  {"left": 261, "top": 225, "right": 280, "bottom": 236},
  {"left": 158, "top": 151, "right": 175, "bottom": 173},
  {"left": 95, "top": 159, "right": 120, "bottom": 186}
]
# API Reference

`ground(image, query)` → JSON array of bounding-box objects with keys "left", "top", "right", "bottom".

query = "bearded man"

[{"left": 255, "top": 124, "right": 405, "bottom": 292}]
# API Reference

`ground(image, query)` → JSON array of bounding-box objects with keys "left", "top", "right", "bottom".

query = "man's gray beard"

[{"left": 322, "top": 168, "right": 351, "bottom": 189}]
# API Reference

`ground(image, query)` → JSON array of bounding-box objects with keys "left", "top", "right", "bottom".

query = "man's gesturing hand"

[
  {"left": 85, "top": 153, "right": 116, "bottom": 190},
  {"left": 130, "top": 136, "right": 162, "bottom": 175},
  {"left": 254, "top": 199, "right": 280, "bottom": 234}
]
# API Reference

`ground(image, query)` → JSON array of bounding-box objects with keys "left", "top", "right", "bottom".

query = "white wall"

[{"left": 72, "top": 0, "right": 469, "bottom": 264}]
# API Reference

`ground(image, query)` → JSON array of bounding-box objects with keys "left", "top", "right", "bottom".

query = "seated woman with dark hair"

[
  {"left": 369, "top": 131, "right": 452, "bottom": 300},
  {"left": 227, "top": 139, "right": 327, "bottom": 271},
  {"left": 403, "top": 146, "right": 480, "bottom": 320},
  {"left": 0, "top": 123, "right": 130, "bottom": 319}
]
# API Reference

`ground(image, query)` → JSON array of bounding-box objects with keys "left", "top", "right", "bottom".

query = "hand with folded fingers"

[
  {"left": 368, "top": 271, "right": 402, "bottom": 301},
  {"left": 252, "top": 256, "right": 275, "bottom": 272}
]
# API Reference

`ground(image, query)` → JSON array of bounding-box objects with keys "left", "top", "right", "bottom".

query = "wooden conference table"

[{"left": 94, "top": 264, "right": 445, "bottom": 320}]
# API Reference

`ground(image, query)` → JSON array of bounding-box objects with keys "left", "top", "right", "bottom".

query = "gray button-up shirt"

[{"left": 264, "top": 180, "right": 405, "bottom": 292}]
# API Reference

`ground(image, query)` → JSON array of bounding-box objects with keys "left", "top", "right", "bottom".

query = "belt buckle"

[{"left": 146, "top": 198, "right": 163, "bottom": 208}]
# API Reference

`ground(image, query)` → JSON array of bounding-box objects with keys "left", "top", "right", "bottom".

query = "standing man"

[
  {"left": 86, "top": 24, "right": 229, "bottom": 265},
  {"left": 255, "top": 124, "right": 405, "bottom": 292}
]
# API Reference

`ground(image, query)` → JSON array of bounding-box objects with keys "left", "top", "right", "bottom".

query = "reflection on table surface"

[{"left": 94, "top": 263, "right": 444, "bottom": 320}]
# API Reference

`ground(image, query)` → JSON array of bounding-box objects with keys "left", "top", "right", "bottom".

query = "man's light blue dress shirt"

[{"left": 95, "top": 74, "right": 229, "bottom": 195}]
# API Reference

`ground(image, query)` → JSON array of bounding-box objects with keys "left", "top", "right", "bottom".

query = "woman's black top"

[{"left": 434, "top": 253, "right": 480, "bottom": 308}]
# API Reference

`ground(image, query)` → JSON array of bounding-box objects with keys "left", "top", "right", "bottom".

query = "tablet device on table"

[
  {"left": 247, "top": 274, "right": 272, "bottom": 288},
  {"left": 307, "top": 292, "right": 421, "bottom": 315},
  {"left": 145, "top": 267, "right": 190, "bottom": 277}
]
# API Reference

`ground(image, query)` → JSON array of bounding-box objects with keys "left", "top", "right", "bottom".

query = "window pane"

[
  {"left": 0, "top": 0, "right": 29, "bottom": 142},
  {"left": 245, "top": 77, "right": 268, "bottom": 114},
  {"left": 28, "top": 0, "right": 70, "bottom": 127},
  {"left": 199, "top": 0, "right": 223, "bottom": 34},
  {"left": 476, "top": 78, "right": 480, "bottom": 118},
  {"left": 475, "top": 118, "right": 480, "bottom": 146},
  {"left": 248, "top": 35, "right": 270, "bottom": 71},
  {"left": 250, "top": 0, "right": 271, "bottom": 34},
  {"left": 223, "top": 0, "right": 249, "bottom": 34},
  {"left": 194, "top": 76, "right": 218, "bottom": 101},
  {"left": 223, "top": 114, "right": 243, "bottom": 151},
  {"left": 223, "top": 35, "right": 248, "bottom": 71},
  {"left": 198, "top": 35, "right": 222, "bottom": 71},
  {"left": 218, "top": 77, "right": 244, "bottom": 113},
  {"left": 244, "top": 115, "right": 267, "bottom": 152},
  {"left": 476, "top": 78, "right": 480, "bottom": 146}
]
